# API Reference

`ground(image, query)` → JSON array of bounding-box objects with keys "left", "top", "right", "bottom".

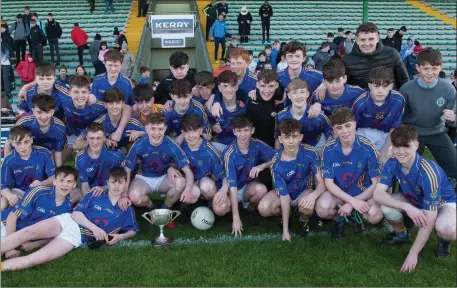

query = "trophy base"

[{"left": 152, "top": 236, "right": 174, "bottom": 248}]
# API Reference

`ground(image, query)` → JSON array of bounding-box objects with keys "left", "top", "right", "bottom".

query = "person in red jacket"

[
  {"left": 70, "top": 23, "right": 89, "bottom": 65},
  {"left": 15, "top": 51, "right": 35, "bottom": 85}
]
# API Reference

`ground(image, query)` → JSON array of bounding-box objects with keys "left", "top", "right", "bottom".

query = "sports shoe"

[
  {"left": 382, "top": 218, "right": 395, "bottom": 233},
  {"left": 248, "top": 210, "right": 260, "bottom": 226},
  {"left": 379, "top": 233, "right": 411, "bottom": 246},
  {"left": 215, "top": 60, "right": 219, "bottom": 64},
  {"left": 298, "top": 217, "right": 310, "bottom": 237},
  {"left": 435, "top": 240, "right": 451, "bottom": 258},
  {"left": 331, "top": 220, "right": 345, "bottom": 238},
  {"left": 309, "top": 219, "right": 323, "bottom": 233}
]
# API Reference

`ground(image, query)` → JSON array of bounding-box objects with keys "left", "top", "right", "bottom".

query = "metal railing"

[{"left": 132, "top": 22, "right": 150, "bottom": 80}]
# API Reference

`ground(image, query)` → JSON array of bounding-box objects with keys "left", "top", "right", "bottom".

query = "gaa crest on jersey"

[
  {"left": 357, "top": 161, "right": 362, "bottom": 169},
  {"left": 271, "top": 112, "right": 276, "bottom": 117},
  {"left": 436, "top": 97, "right": 445, "bottom": 107}
]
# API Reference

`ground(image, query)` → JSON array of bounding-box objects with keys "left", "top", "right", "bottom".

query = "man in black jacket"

[
  {"left": 203, "top": 0, "right": 218, "bottom": 42},
  {"left": 46, "top": 13, "right": 62, "bottom": 65},
  {"left": 393, "top": 25, "right": 407, "bottom": 52},
  {"left": 342, "top": 22, "right": 409, "bottom": 89},
  {"left": 382, "top": 28, "right": 398, "bottom": 49},
  {"left": 29, "top": 19, "right": 45, "bottom": 63},
  {"left": 259, "top": 1, "right": 273, "bottom": 44}
]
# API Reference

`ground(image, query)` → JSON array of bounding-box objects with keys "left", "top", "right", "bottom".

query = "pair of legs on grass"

[{"left": 258, "top": 189, "right": 315, "bottom": 219}]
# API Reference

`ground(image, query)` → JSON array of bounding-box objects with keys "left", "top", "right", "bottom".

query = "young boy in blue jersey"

[
  {"left": 316, "top": 108, "right": 383, "bottom": 238},
  {"left": 222, "top": 115, "right": 275, "bottom": 236},
  {"left": 353, "top": 66, "right": 405, "bottom": 163},
  {"left": 258, "top": 119, "right": 326, "bottom": 241},
  {"left": 91, "top": 49, "right": 135, "bottom": 146},
  {"left": 1, "top": 166, "right": 76, "bottom": 259},
  {"left": 193, "top": 71, "right": 215, "bottom": 109},
  {"left": 211, "top": 70, "right": 247, "bottom": 149},
  {"left": 311, "top": 60, "right": 365, "bottom": 117},
  {"left": 76, "top": 123, "right": 125, "bottom": 202},
  {"left": 124, "top": 113, "right": 198, "bottom": 212},
  {"left": 179, "top": 114, "right": 229, "bottom": 213},
  {"left": 1, "top": 126, "right": 56, "bottom": 211},
  {"left": 374, "top": 125, "right": 456, "bottom": 272},
  {"left": 5, "top": 94, "right": 67, "bottom": 166},
  {"left": 73, "top": 87, "right": 145, "bottom": 152},
  {"left": 275, "top": 78, "right": 332, "bottom": 153},
  {"left": 0, "top": 168, "right": 138, "bottom": 271},
  {"left": 165, "top": 79, "right": 212, "bottom": 145},
  {"left": 60, "top": 75, "right": 106, "bottom": 150}
]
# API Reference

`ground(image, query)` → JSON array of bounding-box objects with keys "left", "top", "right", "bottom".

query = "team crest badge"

[
  {"left": 436, "top": 97, "right": 445, "bottom": 107},
  {"left": 271, "top": 112, "right": 276, "bottom": 117},
  {"left": 198, "top": 160, "right": 203, "bottom": 166},
  {"left": 357, "top": 161, "right": 362, "bottom": 169}
]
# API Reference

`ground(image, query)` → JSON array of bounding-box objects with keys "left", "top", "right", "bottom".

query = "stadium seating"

[
  {"left": 225, "top": 1, "right": 456, "bottom": 74},
  {"left": 423, "top": 1, "right": 457, "bottom": 18},
  {"left": 2, "top": 0, "right": 133, "bottom": 99}
]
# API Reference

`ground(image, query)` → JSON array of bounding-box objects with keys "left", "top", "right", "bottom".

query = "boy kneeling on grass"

[
  {"left": 374, "top": 125, "right": 456, "bottom": 272},
  {"left": 0, "top": 168, "right": 138, "bottom": 271}
]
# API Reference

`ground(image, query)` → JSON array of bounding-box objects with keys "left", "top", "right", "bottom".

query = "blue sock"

[
  {"left": 161, "top": 203, "right": 169, "bottom": 209},
  {"left": 439, "top": 238, "right": 450, "bottom": 245},
  {"left": 395, "top": 231, "right": 408, "bottom": 238},
  {"left": 311, "top": 212, "right": 320, "bottom": 220},
  {"left": 335, "top": 216, "right": 344, "bottom": 223}
]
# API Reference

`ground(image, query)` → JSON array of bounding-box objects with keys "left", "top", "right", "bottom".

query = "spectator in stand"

[
  {"left": 87, "top": 0, "right": 96, "bottom": 14},
  {"left": 138, "top": 66, "right": 151, "bottom": 84},
  {"left": 29, "top": 19, "right": 45, "bottom": 63},
  {"left": 313, "top": 42, "right": 331, "bottom": 71},
  {"left": 203, "top": 0, "right": 218, "bottom": 42},
  {"left": 382, "top": 28, "right": 398, "bottom": 49},
  {"left": 121, "top": 42, "right": 134, "bottom": 78},
  {"left": 213, "top": 57, "right": 231, "bottom": 77},
  {"left": 338, "top": 30, "right": 354, "bottom": 57},
  {"left": 333, "top": 28, "right": 345, "bottom": 46},
  {"left": 90, "top": 34, "right": 103, "bottom": 75},
  {"left": 9, "top": 14, "right": 30, "bottom": 63},
  {"left": 256, "top": 52, "right": 272, "bottom": 72},
  {"left": 277, "top": 54, "right": 287, "bottom": 72},
  {"left": 105, "top": 0, "right": 115, "bottom": 13},
  {"left": 71, "top": 23, "right": 89, "bottom": 66},
  {"left": 216, "top": 0, "right": 229, "bottom": 18},
  {"left": 259, "top": 1, "right": 273, "bottom": 44},
  {"left": 225, "top": 37, "right": 238, "bottom": 61},
  {"left": 113, "top": 27, "right": 128, "bottom": 50},
  {"left": 248, "top": 50, "right": 257, "bottom": 73},
  {"left": 15, "top": 52, "right": 35, "bottom": 85},
  {"left": 31, "top": 13, "right": 46, "bottom": 37},
  {"left": 1, "top": 43, "right": 13, "bottom": 98},
  {"left": 98, "top": 41, "right": 109, "bottom": 63},
  {"left": 270, "top": 40, "right": 280, "bottom": 70},
  {"left": 451, "top": 69, "right": 457, "bottom": 90},
  {"left": 75, "top": 65, "right": 89, "bottom": 77},
  {"left": 210, "top": 14, "right": 227, "bottom": 64},
  {"left": 274, "top": 41, "right": 287, "bottom": 68},
  {"left": 23, "top": 6, "right": 33, "bottom": 52},
  {"left": 1, "top": 17, "right": 9, "bottom": 33},
  {"left": 46, "top": 13, "right": 62, "bottom": 66},
  {"left": 57, "top": 65, "right": 69, "bottom": 86},
  {"left": 1, "top": 24, "right": 14, "bottom": 58},
  {"left": 326, "top": 33, "right": 338, "bottom": 57},
  {"left": 400, "top": 37, "right": 414, "bottom": 61},
  {"left": 393, "top": 25, "right": 407, "bottom": 52},
  {"left": 138, "top": 0, "right": 149, "bottom": 17},
  {"left": 404, "top": 43, "right": 423, "bottom": 80},
  {"left": 237, "top": 6, "right": 252, "bottom": 44},
  {"left": 303, "top": 50, "right": 315, "bottom": 70}
]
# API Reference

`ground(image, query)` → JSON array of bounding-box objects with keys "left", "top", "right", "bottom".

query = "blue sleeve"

[
  {"left": 320, "top": 114, "right": 333, "bottom": 139},
  {"left": 125, "top": 85, "right": 134, "bottom": 106},
  {"left": 210, "top": 148, "right": 225, "bottom": 180},
  {"left": 380, "top": 159, "right": 395, "bottom": 187},
  {"left": 19, "top": 100, "right": 30, "bottom": 112},
  {"left": 123, "top": 142, "right": 140, "bottom": 171},
  {"left": 223, "top": 149, "right": 237, "bottom": 188},
  {"left": 1, "top": 158, "right": 13, "bottom": 190},
  {"left": 272, "top": 159, "right": 288, "bottom": 196},
  {"left": 322, "top": 148, "right": 334, "bottom": 179},
  {"left": 55, "top": 135, "right": 67, "bottom": 152},
  {"left": 367, "top": 146, "right": 381, "bottom": 179},
  {"left": 169, "top": 141, "right": 190, "bottom": 169},
  {"left": 75, "top": 193, "right": 93, "bottom": 213},
  {"left": 257, "top": 141, "right": 275, "bottom": 162},
  {"left": 391, "top": 96, "right": 405, "bottom": 129},
  {"left": 309, "top": 149, "right": 321, "bottom": 175},
  {"left": 13, "top": 188, "right": 39, "bottom": 219},
  {"left": 214, "top": 88, "right": 222, "bottom": 104},
  {"left": 76, "top": 158, "right": 89, "bottom": 184},
  {"left": 420, "top": 162, "right": 441, "bottom": 211},
  {"left": 121, "top": 207, "right": 139, "bottom": 233},
  {"left": 45, "top": 152, "right": 56, "bottom": 177}
]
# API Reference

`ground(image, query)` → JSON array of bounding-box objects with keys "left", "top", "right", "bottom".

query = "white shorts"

[
  {"left": 1, "top": 222, "right": 6, "bottom": 239},
  {"left": 55, "top": 213, "right": 82, "bottom": 248},
  {"left": 291, "top": 191, "right": 307, "bottom": 207},
  {"left": 315, "top": 133, "right": 327, "bottom": 153},
  {"left": 237, "top": 185, "right": 250, "bottom": 209},
  {"left": 67, "top": 135, "right": 77, "bottom": 147},
  {"left": 211, "top": 141, "right": 227, "bottom": 153},
  {"left": 135, "top": 174, "right": 167, "bottom": 194},
  {"left": 356, "top": 128, "right": 388, "bottom": 151},
  {"left": 439, "top": 202, "right": 456, "bottom": 210}
]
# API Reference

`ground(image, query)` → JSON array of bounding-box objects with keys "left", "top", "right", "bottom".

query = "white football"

[{"left": 191, "top": 206, "right": 215, "bottom": 230}]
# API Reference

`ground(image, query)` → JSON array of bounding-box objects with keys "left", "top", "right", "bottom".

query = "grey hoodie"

[
  {"left": 9, "top": 21, "right": 30, "bottom": 40},
  {"left": 89, "top": 40, "right": 101, "bottom": 63}
]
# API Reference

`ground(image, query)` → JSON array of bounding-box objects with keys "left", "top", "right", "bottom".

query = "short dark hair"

[
  {"left": 104, "top": 87, "right": 125, "bottom": 103},
  {"left": 32, "top": 94, "right": 55, "bottom": 111},
  {"left": 356, "top": 22, "right": 378, "bottom": 36},
  {"left": 218, "top": 70, "right": 237, "bottom": 86},
  {"left": 139, "top": 66, "right": 151, "bottom": 74},
  {"left": 387, "top": 28, "right": 394, "bottom": 32},
  {"left": 170, "top": 79, "right": 192, "bottom": 97},
  {"left": 31, "top": 12, "right": 38, "bottom": 18},
  {"left": 100, "top": 41, "right": 108, "bottom": 48},
  {"left": 109, "top": 167, "right": 128, "bottom": 182},
  {"left": 391, "top": 125, "right": 418, "bottom": 147},
  {"left": 24, "top": 6, "right": 30, "bottom": 10},
  {"left": 257, "top": 69, "right": 278, "bottom": 84},
  {"left": 87, "top": 122, "right": 105, "bottom": 134},
  {"left": 327, "top": 32, "right": 334, "bottom": 38},
  {"left": 35, "top": 62, "right": 55, "bottom": 77},
  {"left": 248, "top": 50, "right": 254, "bottom": 56},
  {"left": 265, "top": 45, "right": 272, "bottom": 50},
  {"left": 258, "top": 51, "right": 267, "bottom": 58},
  {"left": 220, "top": 57, "right": 228, "bottom": 63},
  {"left": 195, "top": 71, "right": 214, "bottom": 86},
  {"left": 169, "top": 51, "right": 189, "bottom": 68},
  {"left": 345, "top": 30, "right": 352, "bottom": 36},
  {"left": 417, "top": 47, "right": 442, "bottom": 66},
  {"left": 146, "top": 113, "right": 167, "bottom": 126},
  {"left": 181, "top": 114, "right": 203, "bottom": 132},
  {"left": 55, "top": 166, "right": 78, "bottom": 182},
  {"left": 369, "top": 66, "right": 395, "bottom": 86},
  {"left": 278, "top": 118, "right": 302, "bottom": 136},
  {"left": 323, "top": 60, "right": 346, "bottom": 82},
  {"left": 282, "top": 41, "right": 306, "bottom": 56},
  {"left": 133, "top": 83, "right": 154, "bottom": 102},
  {"left": 439, "top": 71, "right": 446, "bottom": 79},
  {"left": 400, "top": 26, "right": 407, "bottom": 32},
  {"left": 104, "top": 49, "right": 124, "bottom": 63},
  {"left": 16, "top": 14, "right": 23, "bottom": 19},
  {"left": 338, "top": 28, "right": 344, "bottom": 32},
  {"left": 48, "top": 13, "right": 53, "bottom": 16},
  {"left": 10, "top": 125, "right": 33, "bottom": 142},
  {"left": 330, "top": 108, "right": 354, "bottom": 126},
  {"left": 320, "top": 42, "right": 330, "bottom": 49},
  {"left": 233, "top": 115, "right": 253, "bottom": 129},
  {"left": 70, "top": 75, "right": 91, "bottom": 90}
]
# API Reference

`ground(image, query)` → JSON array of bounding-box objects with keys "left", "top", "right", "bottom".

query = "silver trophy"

[{"left": 142, "top": 209, "right": 181, "bottom": 247}]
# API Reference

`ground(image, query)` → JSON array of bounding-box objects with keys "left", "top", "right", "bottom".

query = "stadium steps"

[
  {"left": 124, "top": 0, "right": 143, "bottom": 58},
  {"left": 197, "top": 0, "right": 219, "bottom": 72}
]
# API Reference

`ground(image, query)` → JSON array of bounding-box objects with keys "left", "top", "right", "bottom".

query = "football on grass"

[{"left": 191, "top": 206, "right": 215, "bottom": 230}]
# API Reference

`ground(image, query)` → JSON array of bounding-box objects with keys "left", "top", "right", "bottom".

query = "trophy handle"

[
  {"left": 170, "top": 210, "right": 181, "bottom": 222},
  {"left": 141, "top": 212, "right": 154, "bottom": 225}
]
